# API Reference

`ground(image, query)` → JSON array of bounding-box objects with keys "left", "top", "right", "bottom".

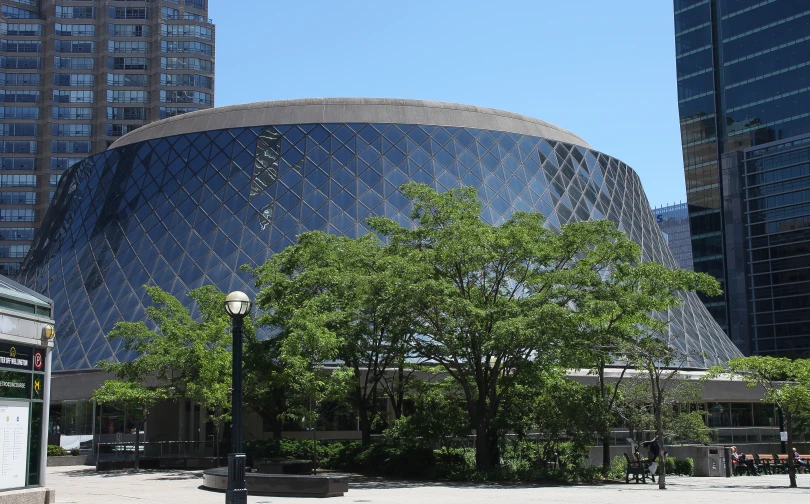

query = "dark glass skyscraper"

[{"left": 674, "top": 0, "right": 810, "bottom": 356}]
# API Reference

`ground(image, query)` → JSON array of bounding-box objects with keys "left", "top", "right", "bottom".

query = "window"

[
  {"left": 53, "top": 90, "right": 93, "bottom": 103},
  {"left": 54, "top": 57, "right": 93, "bottom": 70},
  {"left": 0, "top": 73, "right": 39, "bottom": 86},
  {"left": 1, "top": 24, "right": 42, "bottom": 36},
  {"left": 183, "top": 12, "right": 208, "bottom": 22},
  {"left": 160, "top": 73, "right": 212, "bottom": 89},
  {"left": 160, "top": 57, "right": 212, "bottom": 72},
  {"left": 0, "top": 245, "right": 30, "bottom": 258},
  {"left": 111, "top": 7, "right": 147, "bottom": 19},
  {"left": 0, "top": 174, "right": 36, "bottom": 187},
  {"left": 161, "top": 40, "right": 212, "bottom": 56},
  {"left": 0, "top": 158, "right": 34, "bottom": 170},
  {"left": 54, "top": 40, "right": 94, "bottom": 53},
  {"left": 50, "top": 158, "right": 82, "bottom": 171},
  {"left": 0, "top": 90, "right": 39, "bottom": 103},
  {"left": 160, "top": 90, "right": 211, "bottom": 105},
  {"left": 160, "top": 24, "right": 212, "bottom": 40},
  {"left": 1, "top": 40, "right": 41, "bottom": 52},
  {"left": 53, "top": 74, "right": 93, "bottom": 86},
  {"left": 107, "top": 107, "right": 145, "bottom": 120},
  {"left": 0, "top": 192, "right": 35, "bottom": 205},
  {"left": 1, "top": 5, "right": 38, "bottom": 19},
  {"left": 160, "top": 106, "right": 198, "bottom": 118},
  {"left": 106, "top": 124, "right": 140, "bottom": 137},
  {"left": 0, "top": 124, "right": 37, "bottom": 136},
  {"left": 0, "top": 228, "right": 34, "bottom": 241},
  {"left": 161, "top": 7, "right": 180, "bottom": 20},
  {"left": 1, "top": 56, "right": 40, "bottom": 69},
  {"left": 0, "top": 141, "right": 36, "bottom": 153},
  {"left": 185, "top": 0, "right": 206, "bottom": 9},
  {"left": 107, "top": 90, "right": 147, "bottom": 103},
  {"left": 52, "top": 124, "right": 91, "bottom": 137},
  {"left": 52, "top": 106, "right": 93, "bottom": 120},
  {"left": 55, "top": 6, "right": 96, "bottom": 19},
  {"left": 51, "top": 141, "right": 91, "bottom": 154},
  {"left": 0, "top": 107, "right": 38, "bottom": 119},
  {"left": 0, "top": 263, "right": 21, "bottom": 276},
  {"left": 108, "top": 57, "right": 147, "bottom": 70},
  {"left": 50, "top": 174, "right": 61, "bottom": 187},
  {"left": 109, "top": 24, "right": 147, "bottom": 37},
  {"left": 107, "top": 74, "right": 147, "bottom": 87},
  {"left": 0, "top": 209, "right": 35, "bottom": 222},
  {"left": 108, "top": 41, "right": 148, "bottom": 53},
  {"left": 54, "top": 23, "right": 95, "bottom": 37}
]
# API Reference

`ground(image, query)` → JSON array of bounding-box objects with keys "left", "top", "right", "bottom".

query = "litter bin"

[{"left": 706, "top": 447, "right": 725, "bottom": 477}]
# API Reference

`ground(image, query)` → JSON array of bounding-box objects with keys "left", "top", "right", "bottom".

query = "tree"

[
  {"left": 707, "top": 357, "right": 810, "bottom": 488},
  {"left": 252, "top": 232, "right": 418, "bottom": 444},
  {"left": 92, "top": 380, "right": 166, "bottom": 470},
  {"left": 98, "top": 285, "right": 236, "bottom": 462},
  {"left": 367, "top": 183, "right": 654, "bottom": 470}
]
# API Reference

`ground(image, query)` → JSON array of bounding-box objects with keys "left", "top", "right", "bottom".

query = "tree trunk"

[
  {"left": 474, "top": 421, "right": 499, "bottom": 470},
  {"left": 134, "top": 420, "right": 141, "bottom": 471},
  {"left": 656, "top": 413, "right": 666, "bottom": 489},
  {"left": 786, "top": 411, "right": 797, "bottom": 488},
  {"left": 599, "top": 359, "right": 610, "bottom": 472}
]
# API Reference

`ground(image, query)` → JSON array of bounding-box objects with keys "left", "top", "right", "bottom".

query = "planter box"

[{"left": 47, "top": 454, "right": 92, "bottom": 467}]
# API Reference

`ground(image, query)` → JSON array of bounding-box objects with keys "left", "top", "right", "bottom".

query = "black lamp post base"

[{"left": 226, "top": 453, "right": 248, "bottom": 504}]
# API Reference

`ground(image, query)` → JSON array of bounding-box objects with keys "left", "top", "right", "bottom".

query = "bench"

[{"left": 624, "top": 453, "right": 655, "bottom": 483}]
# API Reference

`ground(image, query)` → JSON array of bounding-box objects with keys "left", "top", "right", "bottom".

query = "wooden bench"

[{"left": 624, "top": 453, "right": 655, "bottom": 483}]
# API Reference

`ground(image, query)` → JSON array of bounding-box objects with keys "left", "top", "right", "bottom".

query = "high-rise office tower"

[
  {"left": 674, "top": 0, "right": 810, "bottom": 356},
  {"left": 0, "top": 0, "right": 215, "bottom": 276},
  {"left": 653, "top": 202, "right": 694, "bottom": 271}
]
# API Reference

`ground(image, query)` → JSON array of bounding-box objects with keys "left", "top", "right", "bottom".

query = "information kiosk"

[{"left": 0, "top": 275, "right": 54, "bottom": 500}]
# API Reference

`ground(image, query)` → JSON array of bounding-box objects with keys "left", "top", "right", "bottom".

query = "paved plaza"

[{"left": 45, "top": 466, "right": 808, "bottom": 504}]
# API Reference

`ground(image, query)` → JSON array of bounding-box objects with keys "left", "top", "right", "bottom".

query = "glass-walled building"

[
  {"left": 0, "top": 0, "right": 215, "bottom": 277},
  {"left": 653, "top": 202, "right": 693, "bottom": 270},
  {"left": 674, "top": 0, "right": 810, "bottom": 355}
]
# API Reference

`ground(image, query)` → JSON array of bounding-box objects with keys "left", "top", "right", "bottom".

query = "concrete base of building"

[
  {"left": 0, "top": 488, "right": 56, "bottom": 504},
  {"left": 46, "top": 455, "right": 92, "bottom": 467}
]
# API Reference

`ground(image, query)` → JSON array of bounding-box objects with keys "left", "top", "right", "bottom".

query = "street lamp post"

[{"left": 224, "top": 291, "right": 251, "bottom": 504}]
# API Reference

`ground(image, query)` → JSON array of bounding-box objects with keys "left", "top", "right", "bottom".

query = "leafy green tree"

[
  {"left": 98, "top": 285, "right": 236, "bottom": 460},
  {"left": 92, "top": 381, "right": 167, "bottom": 470},
  {"left": 251, "top": 232, "right": 418, "bottom": 444},
  {"left": 707, "top": 357, "right": 810, "bottom": 488},
  {"left": 366, "top": 183, "right": 655, "bottom": 470}
]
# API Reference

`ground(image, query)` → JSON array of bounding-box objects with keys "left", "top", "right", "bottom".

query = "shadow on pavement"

[{"left": 56, "top": 467, "right": 204, "bottom": 480}]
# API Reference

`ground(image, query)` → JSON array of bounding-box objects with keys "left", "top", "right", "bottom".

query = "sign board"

[
  {"left": 780, "top": 431, "right": 788, "bottom": 442},
  {"left": 0, "top": 343, "right": 33, "bottom": 371},
  {"left": 0, "top": 371, "right": 29, "bottom": 400},
  {"left": 0, "top": 401, "right": 30, "bottom": 490}
]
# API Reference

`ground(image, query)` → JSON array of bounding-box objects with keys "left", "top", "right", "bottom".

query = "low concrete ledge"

[
  {"left": 0, "top": 488, "right": 56, "bottom": 504},
  {"left": 47, "top": 455, "right": 92, "bottom": 467},
  {"left": 202, "top": 467, "right": 349, "bottom": 497}
]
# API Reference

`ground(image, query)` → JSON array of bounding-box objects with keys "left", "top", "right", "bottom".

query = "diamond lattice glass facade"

[{"left": 18, "top": 99, "right": 743, "bottom": 371}]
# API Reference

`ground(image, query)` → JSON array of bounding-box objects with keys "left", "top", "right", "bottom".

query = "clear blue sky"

[{"left": 210, "top": 0, "right": 685, "bottom": 208}]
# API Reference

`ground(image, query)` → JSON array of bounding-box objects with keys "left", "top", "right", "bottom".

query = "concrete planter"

[{"left": 47, "top": 454, "right": 92, "bottom": 467}]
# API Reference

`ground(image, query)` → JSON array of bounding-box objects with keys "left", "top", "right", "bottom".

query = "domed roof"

[{"left": 110, "top": 98, "right": 590, "bottom": 149}]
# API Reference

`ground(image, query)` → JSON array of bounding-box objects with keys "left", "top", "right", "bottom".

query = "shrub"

[
  {"left": 673, "top": 457, "right": 694, "bottom": 476},
  {"left": 607, "top": 455, "right": 627, "bottom": 480},
  {"left": 70, "top": 448, "right": 80, "bottom": 456},
  {"left": 47, "top": 445, "right": 67, "bottom": 456},
  {"left": 665, "top": 457, "right": 676, "bottom": 475}
]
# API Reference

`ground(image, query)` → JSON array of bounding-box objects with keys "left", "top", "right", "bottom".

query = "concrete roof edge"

[{"left": 110, "top": 98, "right": 590, "bottom": 149}]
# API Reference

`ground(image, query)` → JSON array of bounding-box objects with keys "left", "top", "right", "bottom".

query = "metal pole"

[
  {"left": 38, "top": 346, "right": 53, "bottom": 486},
  {"left": 226, "top": 316, "right": 247, "bottom": 504}
]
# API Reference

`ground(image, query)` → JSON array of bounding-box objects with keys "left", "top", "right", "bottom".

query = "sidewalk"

[{"left": 46, "top": 466, "right": 809, "bottom": 504}]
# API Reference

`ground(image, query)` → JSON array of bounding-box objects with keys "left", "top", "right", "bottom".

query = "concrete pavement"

[{"left": 45, "top": 466, "right": 809, "bottom": 504}]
